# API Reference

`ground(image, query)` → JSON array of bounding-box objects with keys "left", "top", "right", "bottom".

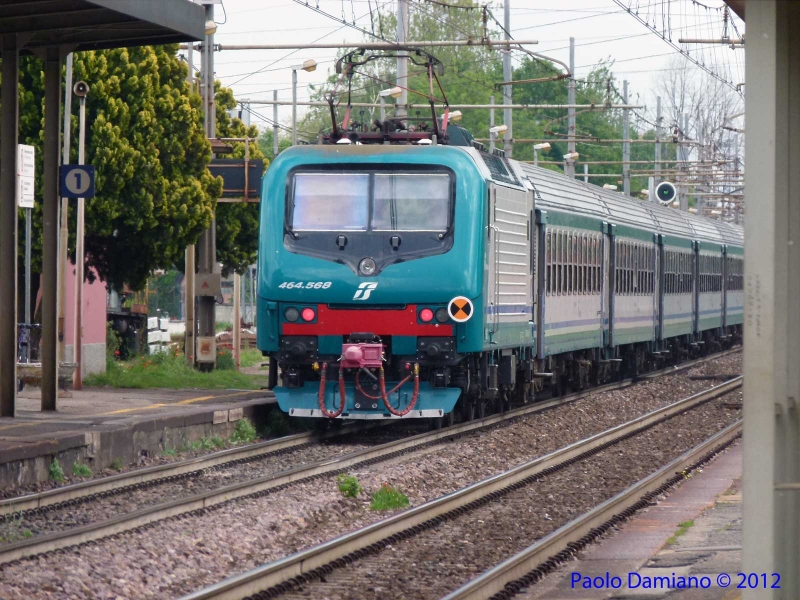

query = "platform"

[
  {"left": 0, "top": 387, "right": 275, "bottom": 491},
  {"left": 521, "top": 443, "right": 743, "bottom": 600}
]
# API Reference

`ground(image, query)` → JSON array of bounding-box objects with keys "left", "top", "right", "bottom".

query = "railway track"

[
  {"left": 0, "top": 349, "right": 739, "bottom": 568},
  {"left": 178, "top": 376, "right": 742, "bottom": 600}
]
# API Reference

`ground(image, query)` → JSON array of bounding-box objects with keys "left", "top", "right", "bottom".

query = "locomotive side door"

[{"left": 486, "top": 182, "right": 533, "bottom": 346}]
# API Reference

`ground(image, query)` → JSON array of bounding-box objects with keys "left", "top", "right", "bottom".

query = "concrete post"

[
  {"left": 273, "top": 90, "right": 279, "bottom": 157},
  {"left": 655, "top": 96, "right": 662, "bottom": 186},
  {"left": 742, "top": 3, "right": 800, "bottom": 598},
  {"left": 233, "top": 273, "right": 241, "bottom": 369},
  {"left": 0, "top": 36, "right": 19, "bottom": 417},
  {"left": 41, "top": 47, "right": 62, "bottom": 411},
  {"left": 291, "top": 68, "right": 298, "bottom": 145},
  {"left": 489, "top": 94, "right": 495, "bottom": 153},
  {"left": 396, "top": 0, "right": 408, "bottom": 121},
  {"left": 73, "top": 96, "right": 86, "bottom": 390},
  {"left": 567, "top": 37, "right": 576, "bottom": 178},
  {"left": 622, "top": 80, "right": 630, "bottom": 196},
  {"left": 58, "top": 53, "right": 73, "bottom": 365},
  {"left": 502, "top": 0, "right": 512, "bottom": 156}
]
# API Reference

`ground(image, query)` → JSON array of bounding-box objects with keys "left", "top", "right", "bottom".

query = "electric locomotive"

[{"left": 256, "top": 49, "right": 743, "bottom": 424}]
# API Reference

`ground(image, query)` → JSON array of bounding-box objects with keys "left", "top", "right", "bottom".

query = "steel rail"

[
  {"left": 177, "top": 376, "right": 742, "bottom": 600},
  {"left": 0, "top": 348, "right": 738, "bottom": 519},
  {"left": 442, "top": 420, "right": 743, "bottom": 600},
  {"left": 0, "top": 350, "right": 740, "bottom": 566}
]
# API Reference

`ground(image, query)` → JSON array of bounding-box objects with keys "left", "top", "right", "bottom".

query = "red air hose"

[
  {"left": 378, "top": 364, "right": 420, "bottom": 417},
  {"left": 317, "top": 363, "right": 346, "bottom": 419}
]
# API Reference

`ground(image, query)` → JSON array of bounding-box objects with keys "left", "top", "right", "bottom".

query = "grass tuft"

[
  {"left": 110, "top": 458, "right": 124, "bottom": 472},
  {"left": 230, "top": 417, "right": 257, "bottom": 445},
  {"left": 162, "top": 447, "right": 178, "bottom": 457},
  {"left": 336, "top": 474, "right": 362, "bottom": 498},
  {"left": 85, "top": 352, "right": 266, "bottom": 390},
  {"left": 370, "top": 484, "right": 410, "bottom": 511},
  {"left": 49, "top": 459, "right": 65, "bottom": 482},
  {"left": 211, "top": 437, "right": 226, "bottom": 450},
  {"left": 72, "top": 462, "right": 92, "bottom": 478},
  {"left": 666, "top": 519, "right": 695, "bottom": 545}
]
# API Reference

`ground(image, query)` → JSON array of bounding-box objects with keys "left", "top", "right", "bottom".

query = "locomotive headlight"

[
  {"left": 359, "top": 257, "right": 377, "bottom": 276},
  {"left": 435, "top": 308, "right": 449, "bottom": 323},
  {"left": 284, "top": 307, "right": 300, "bottom": 322}
]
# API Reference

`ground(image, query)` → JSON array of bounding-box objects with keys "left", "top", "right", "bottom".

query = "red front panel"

[{"left": 282, "top": 304, "right": 453, "bottom": 336}]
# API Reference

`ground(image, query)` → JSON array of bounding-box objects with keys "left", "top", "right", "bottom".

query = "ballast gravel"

[{"left": 0, "top": 352, "right": 741, "bottom": 599}]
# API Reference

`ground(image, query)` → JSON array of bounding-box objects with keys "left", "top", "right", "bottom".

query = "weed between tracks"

[
  {"left": 49, "top": 459, "right": 65, "bottom": 482},
  {"left": 72, "top": 462, "right": 92, "bottom": 478},
  {"left": 666, "top": 519, "right": 695, "bottom": 545},
  {"left": 371, "top": 484, "right": 410, "bottom": 511},
  {"left": 337, "top": 474, "right": 363, "bottom": 498}
]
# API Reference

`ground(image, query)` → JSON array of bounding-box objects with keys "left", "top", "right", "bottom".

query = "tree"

[
  {"left": 17, "top": 45, "right": 222, "bottom": 291},
  {"left": 214, "top": 83, "right": 264, "bottom": 276}
]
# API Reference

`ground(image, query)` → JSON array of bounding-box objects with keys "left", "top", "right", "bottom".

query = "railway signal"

[{"left": 655, "top": 181, "right": 677, "bottom": 205}]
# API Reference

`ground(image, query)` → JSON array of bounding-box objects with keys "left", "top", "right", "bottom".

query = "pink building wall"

[{"left": 63, "top": 262, "right": 107, "bottom": 374}]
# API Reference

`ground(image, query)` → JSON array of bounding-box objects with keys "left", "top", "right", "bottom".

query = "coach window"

[
  {"left": 561, "top": 231, "right": 567, "bottom": 295},
  {"left": 581, "top": 235, "right": 587, "bottom": 294},
  {"left": 545, "top": 231, "right": 551, "bottom": 295}
]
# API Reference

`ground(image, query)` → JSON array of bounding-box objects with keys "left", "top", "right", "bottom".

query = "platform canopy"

[
  {"left": 0, "top": 0, "right": 205, "bottom": 52},
  {"left": 0, "top": 0, "right": 205, "bottom": 420}
]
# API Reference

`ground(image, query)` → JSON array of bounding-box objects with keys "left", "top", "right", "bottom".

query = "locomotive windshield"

[{"left": 290, "top": 171, "right": 451, "bottom": 232}]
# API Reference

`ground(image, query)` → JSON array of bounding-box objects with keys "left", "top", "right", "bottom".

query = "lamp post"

[
  {"left": 379, "top": 86, "right": 402, "bottom": 122},
  {"left": 563, "top": 151, "right": 579, "bottom": 174},
  {"left": 290, "top": 59, "right": 317, "bottom": 145},
  {"left": 533, "top": 142, "right": 550, "bottom": 167},
  {"left": 489, "top": 124, "right": 508, "bottom": 153},
  {"left": 73, "top": 81, "right": 89, "bottom": 390}
]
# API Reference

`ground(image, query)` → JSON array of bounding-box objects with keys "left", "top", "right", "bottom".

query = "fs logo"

[{"left": 353, "top": 282, "right": 378, "bottom": 301}]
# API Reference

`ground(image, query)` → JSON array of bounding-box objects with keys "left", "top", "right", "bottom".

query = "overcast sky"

[{"left": 197, "top": 0, "right": 744, "bottom": 132}]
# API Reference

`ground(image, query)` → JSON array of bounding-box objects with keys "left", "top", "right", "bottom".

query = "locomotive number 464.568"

[{"left": 278, "top": 281, "right": 332, "bottom": 289}]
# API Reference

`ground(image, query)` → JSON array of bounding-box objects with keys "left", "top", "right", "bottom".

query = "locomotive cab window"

[{"left": 285, "top": 167, "right": 455, "bottom": 276}]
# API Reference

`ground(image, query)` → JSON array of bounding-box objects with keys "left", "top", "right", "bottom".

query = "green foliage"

[
  {"left": 216, "top": 349, "right": 236, "bottom": 371},
  {"left": 336, "top": 474, "right": 362, "bottom": 498},
  {"left": 72, "top": 462, "right": 92, "bottom": 478},
  {"left": 147, "top": 270, "right": 184, "bottom": 318},
  {"left": 162, "top": 447, "right": 178, "bottom": 457},
  {"left": 84, "top": 352, "right": 266, "bottom": 390},
  {"left": 110, "top": 458, "right": 124, "bottom": 471},
  {"left": 199, "top": 437, "right": 215, "bottom": 451},
  {"left": 263, "top": 408, "right": 295, "bottom": 437},
  {"left": 216, "top": 321, "right": 233, "bottom": 333},
  {"left": 211, "top": 437, "right": 226, "bottom": 449},
  {"left": 106, "top": 321, "right": 122, "bottom": 363},
  {"left": 240, "top": 349, "right": 264, "bottom": 369},
  {"left": 49, "top": 459, "right": 65, "bottom": 482},
  {"left": 666, "top": 519, "right": 695, "bottom": 545},
  {"left": 230, "top": 417, "right": 257, "bottom": 445},
  {"left": 370, "top": 484, "right": 410, "bottom": 511}
]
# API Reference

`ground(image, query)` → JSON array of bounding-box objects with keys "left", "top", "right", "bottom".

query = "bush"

[
  {"left": 336, "top": 474, "right": 362, "bottom": 498},
  {"left": 230, "top": 417, "right": 257, "bottom": 444},
  {"left": 370, "top": 484, "right": 410, "bottom": 511},
  {"left": 49, "top": 459, "right": 65, "bottom": 482},
  {"left": 72, "top": 462, "right": 92, "bottom": 477}
]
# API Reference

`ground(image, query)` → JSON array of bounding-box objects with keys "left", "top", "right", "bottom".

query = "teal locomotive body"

[{"left": 257, "top": 142, "right": 743, "bottom": 422}]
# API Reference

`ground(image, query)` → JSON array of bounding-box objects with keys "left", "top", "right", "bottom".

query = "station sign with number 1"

[{"left": 59, "top": 165, "right": 96, "bottom": 198}]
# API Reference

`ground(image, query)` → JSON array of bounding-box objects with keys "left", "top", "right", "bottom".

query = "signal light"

[
  {"left": 419, "top": 308, "right": 434, "bottom": 323},
  {"left": 435, "top": 308, "right": 449, "bottom": 323},
  {"left": 301, "top": 307, "right": 316, "bottom": 322},
  {"left": 284, "top": 307, "right": 300, "bottom": 322}
]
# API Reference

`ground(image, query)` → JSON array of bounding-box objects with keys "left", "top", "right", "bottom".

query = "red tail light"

[
  {"left": 301, "top": 307, "right": 316, "bottom": 322},
  {"left": 419, "top": 308, "right": 434, "bottom": 323}
]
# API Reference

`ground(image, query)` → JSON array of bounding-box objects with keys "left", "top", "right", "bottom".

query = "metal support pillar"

[
  {"left": 743, "top": 3, "right": 800, "bottom": 598},
  {"left": 197, "top": 2, "right": 217, "bottom": 370},
  {"left": 291, "top": 68, "right": 298, "bottom": 146},
  {"left": 566, "top": 37, "right": 576, "bottom": 178},
  {"left": 58, "top": 53, "right": 73, "bottom": 366},
  {"left": 396, "top": 0, "right": 408, "bottom": 121},
  {"left": 73, "top": 96, "right": 86, "bottom": 390},
  {"left": 679, "top": 113, "right": 690, "bottom": 211},
  {"left": 489, "top": 95, "right": 495, "bottom": 153},
  {"left": 0, "top": 36, "right": 19, "bottom": 417},
  {"left": 273, "top": 89, "right": 279, "bottom": 157},
  {"left": 185, "top": 245, "right": 195, "bottom": 364},
  {"left": 41, "top": 47, "right": 62, "bottom": 411},
  {"left": 502, "top": 0, "right": 512, "bottom": 156},
  {"left": 233, "top": 273, "right": 241, "bottom": 369},
  {"left": 622, "top": 80, "right": 630, "bottom": 196},
  {"left": 655, "top": 96, "right": 662, "bottom": 186}
]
